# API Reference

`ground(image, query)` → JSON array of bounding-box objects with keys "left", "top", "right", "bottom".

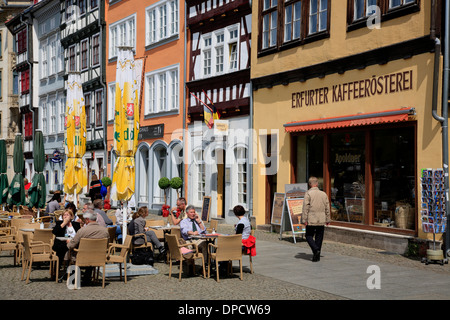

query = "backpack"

[
  {"left": 130, "top": 247, "right": 154, "bottom": 266},
  {"left": 128, "top": 220, "right": 136, "bottom": 235},
  {"left": 100, "top": 181, "right": 107, "bottom": 198}
]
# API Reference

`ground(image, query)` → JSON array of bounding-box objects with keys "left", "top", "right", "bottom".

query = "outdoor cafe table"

[
  {"left": 189, "top": 233, "right": 226, "bottom": 262},
  {"left": 0, "top": 217, "right": 12, "bottom": 226}
]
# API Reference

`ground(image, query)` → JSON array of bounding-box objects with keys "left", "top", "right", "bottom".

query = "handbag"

[{"left": 130, "top": 247, "right": 154, "bottom": 266}]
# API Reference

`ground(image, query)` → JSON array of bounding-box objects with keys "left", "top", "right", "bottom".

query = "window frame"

[
  {"left": 95, "top": 89, "right": 103, "bottom": 128},
  {"left": 85, "top": 92, "right": 91, "bottom": 128},
  {"left": 144, "top": 64, "right": 179, "bottom": 116},
  {"left": 68, "top": 44, "right": 76, "bottom": 72},
  {"left": 92, "top": 33, "right": 100, "bottom": 67},
  {"left": 145, "top": 0, "right": 179, "bottom": 47},
  {"left": 80, "top": 39, "right": 89, "bottom": 71},
  {"left": 109, "top": 14, "right": 136, "bottom": 59},
  {"left": 346, "top": 0, "right": 420, "bottom": 31},
  {"left": 258, "top": 0, "right": 331, "bottom": 56}
]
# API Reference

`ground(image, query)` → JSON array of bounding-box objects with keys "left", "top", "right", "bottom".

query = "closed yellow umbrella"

[
  {"left": 112, "top": 47, "right": 140, "bottom": 242},
  {"left": 112, "top": 47, "right": 140, "bottom": 202},
  {"left": 63, "top": 73, "right": 87, "bottom": 198}
]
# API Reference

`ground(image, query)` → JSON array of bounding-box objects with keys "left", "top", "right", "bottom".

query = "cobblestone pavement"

[{"left": 0, "top": 216, "right": 448, "bottom": 301}]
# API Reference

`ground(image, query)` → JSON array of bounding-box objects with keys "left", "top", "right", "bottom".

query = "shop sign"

[
  {"left": 51, "top": 149, "right": 63, "bottom": 163},
  {"left": 214, "top": 119, "right": 229, "bottom": 137},
  {"left": 335, "top": 153, "right": 362, "bottom": 164},
  {"left": 291, "top": 69, "right": 414, "bottom": 108},
  {"left": 138, "top": 124, "right": 164, "bottom": 140}
]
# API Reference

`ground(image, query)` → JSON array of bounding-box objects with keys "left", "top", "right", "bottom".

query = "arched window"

[
  {"left": 137, "top": 145, "right": 149, "bottom": 205},
  {"left": 152, "top": 145, "right": 167, "bottom": 204}
]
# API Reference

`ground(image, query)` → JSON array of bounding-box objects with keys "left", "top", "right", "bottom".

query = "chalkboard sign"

[
  {"left": 271, "top": 193, "right": 285, "bottom": 226},
  {"left": 201, "top": 196, "right": 211, "bottom": 222}
]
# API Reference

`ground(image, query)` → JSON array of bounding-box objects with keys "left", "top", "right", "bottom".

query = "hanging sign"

[{"left": 51, "top": 149, "right": 63, "bottom": 163}]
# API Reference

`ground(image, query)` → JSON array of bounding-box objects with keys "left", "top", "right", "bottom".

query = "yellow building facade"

[{"left": 251, "top": 0, "right": 445, "bottom": 245}]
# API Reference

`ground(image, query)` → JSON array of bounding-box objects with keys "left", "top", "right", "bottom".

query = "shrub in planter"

[
  {"left": 101, "top": 176, "right": 112, "bottom": 187},
  {"left": 158, "top": 177, "right": 171, "bottom": 205},
  {"left": 170, "top": 177, "right": 183, "bottom": 198}
]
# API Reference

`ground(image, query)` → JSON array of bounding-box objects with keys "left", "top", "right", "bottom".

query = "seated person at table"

[
  {"left": 46, "top": 193, "right": 61, "bottom": 215},
  {"left": 169, "top": 197, "right": 187, "bottom": 225},
  {"left": 52, "top": 209, "right": 81, "bottom": 268},
  {"left": 93, "top": 199, "right": 113, "bottom": 227},
  {"left": 180, "top": 205, "right": 207, "bottom": 253},
  {"left": 233, "top": 205, "right": 251, "bottom": 239},
  {"left": 66, "top": 210, "right": 109, "bottom": 284},
  {"left": 131, "top": 206, "right": 166, "bottom": 259},
  {"left": 61, "top": 202, "right": 80, "bottom": 222},
  {"left": 233, "top": 205, "right": 256, "bottom": 257}
]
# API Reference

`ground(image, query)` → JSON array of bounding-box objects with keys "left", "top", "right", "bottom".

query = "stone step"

[{"left": 99, "top": 263, "right": 159, "bottom": 278}]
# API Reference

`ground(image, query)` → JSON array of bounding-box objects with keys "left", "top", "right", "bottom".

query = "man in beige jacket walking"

[{"left": 302, "top": 177, "right": 331, "bottom": 262}]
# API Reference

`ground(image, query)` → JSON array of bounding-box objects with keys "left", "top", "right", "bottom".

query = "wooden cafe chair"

[
  {"left": 208, "top": 234, "right": 243, "bottom": 282},
  {"left": 107, "top": 235, "right": 132, "bottom": 283},
  {"left": 73, "top": 238, "right": 109, "bottom": 288},
  {"left": 21, "top": 233, "right": 59, "bottom": 284},
  {"left": 165, "top": 234, "right": 206, "bottom": 281}
]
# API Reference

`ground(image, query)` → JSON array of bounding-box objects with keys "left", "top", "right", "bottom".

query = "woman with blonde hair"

[
  {"left": 130, "top": 206, "right": 166, "bottom": 260},
  {"left": 52, "top": 209, "right": 81, "bottom": 274}
]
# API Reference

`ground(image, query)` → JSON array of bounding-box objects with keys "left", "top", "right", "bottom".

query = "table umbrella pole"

[
  {"left": 73, "top": 193, "right": 77, "bottom": 208},
  {"left": 122, "top": 201, "right": 128, "bottom": 244}
]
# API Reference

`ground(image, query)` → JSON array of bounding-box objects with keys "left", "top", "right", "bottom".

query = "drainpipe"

[
  {"left": 249, "top": 80, "right": 253, "bottom": 220},
  {"left": 443, "top": 1, "right": 450, "bottom": 259},
  {"left": 183, "top": 0, "right": 187, "bottom": 199},
  {"left": 432, "top": 0, "right": 450, "bottom": 258}
]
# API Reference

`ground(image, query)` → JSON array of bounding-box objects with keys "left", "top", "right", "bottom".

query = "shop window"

[
  {"left": 294, "top": 126, "right": 416, "bottom": 231},
  {"left": 330, "top": 132, "right": 366, "bottom": 224},
  {"left": 373, "top": 127, "right": 415, "bottom": 229}
]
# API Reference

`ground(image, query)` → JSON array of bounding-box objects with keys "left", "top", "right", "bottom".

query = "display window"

[{"left": 293, "top": 124, "right": 416, "bottom": 232}]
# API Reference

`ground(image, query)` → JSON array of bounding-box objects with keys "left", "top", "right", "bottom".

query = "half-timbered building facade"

[
  {"left": 186, "top": 0, "right": 252, "bottom": 223},
  {"left": 5, "top": 2, "right": 35, "bottom": 182},
  {"left": 0, "top": 1, "right": 34, "bottom": 181},
  {"left": 33, "top": 0, "right": 66, "bottom": 195},
  {"left": 60, "top": 0, "right": 107, "bottom": 194}
]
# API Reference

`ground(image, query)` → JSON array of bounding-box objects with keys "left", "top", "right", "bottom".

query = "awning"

[{"left": 284, "top": 107, "right": 415, "bottom": 133}]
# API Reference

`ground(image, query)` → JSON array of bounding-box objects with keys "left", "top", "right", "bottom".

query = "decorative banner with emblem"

[{"left": 112, "top": 47, "right": 140, "bottom": 201}]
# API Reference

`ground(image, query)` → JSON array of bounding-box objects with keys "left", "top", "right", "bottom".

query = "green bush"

[
  {"left": 170, "top": 177, "right": 183, "bottom": 190},
  {"left": 101, "top": 176, "right": 112, "bottom": 187},
  {"left": 158, "top": 177, "right": 171, "bottom": 190}
]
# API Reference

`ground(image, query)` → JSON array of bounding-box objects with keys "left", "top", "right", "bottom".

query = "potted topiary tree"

[
  {"left": 170, "top": 177, "right": 183, "bottom": 199},
  {"left": 158, "top": 177, "right": 171, "bottom": 217},
  {"left": 101, "top": 176, "right": 112, "bottom": 202}
]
